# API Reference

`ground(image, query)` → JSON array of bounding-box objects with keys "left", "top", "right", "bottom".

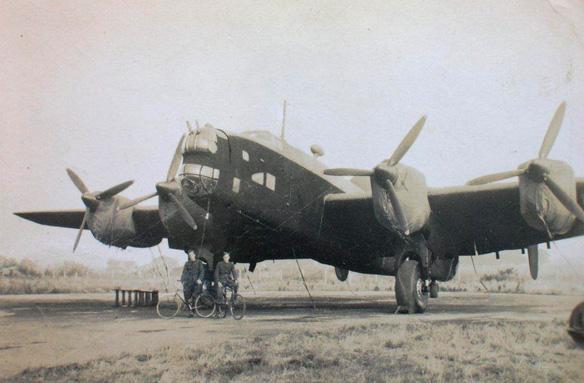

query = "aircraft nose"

[
  {"left": 184, "top": 123, "right": 218, "bottom": 154},
  {"left": 179, "top": 164, "right": 220, "bottom": 197}
]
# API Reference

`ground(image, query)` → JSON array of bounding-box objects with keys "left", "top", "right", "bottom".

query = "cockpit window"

[
  {"left": 179, "top": 163, "right": 220, "bottom": 197},
  {"left": 182, "top": 164, "right": 217, "bottom": 179}
]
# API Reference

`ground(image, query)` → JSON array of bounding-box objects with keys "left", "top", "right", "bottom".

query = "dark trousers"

[
  {"left": 217, "top": 278, "right": 238, "bottom": 298},
  {"left": 183, "top": 281, "right": 202, "bottom": 302}
]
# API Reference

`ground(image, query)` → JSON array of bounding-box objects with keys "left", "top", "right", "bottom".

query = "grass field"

[{"left": 5, "top": 319, "right": 582, "bottom": 383}]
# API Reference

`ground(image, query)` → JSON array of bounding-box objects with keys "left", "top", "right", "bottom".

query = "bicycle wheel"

[
  {"left": 194, "top": 292, "right": 216, "bottom": 318},
  {"left": 157, "top": 293, "right": 182, "bottom": 319},
  {"left": 229, "top": 293, "right": 246, "bottom": 320},
  {"left": 217, "top": 304, "right": 227, "bottom": 318}
]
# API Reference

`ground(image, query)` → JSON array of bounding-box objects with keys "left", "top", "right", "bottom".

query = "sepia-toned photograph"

[{"left": 1, "top": 1, "right": 584, "bottom": 381}]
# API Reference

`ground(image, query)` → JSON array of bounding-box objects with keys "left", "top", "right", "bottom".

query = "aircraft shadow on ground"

[{"left": 1, "top": 296, "right": 538, "bottom": 322}]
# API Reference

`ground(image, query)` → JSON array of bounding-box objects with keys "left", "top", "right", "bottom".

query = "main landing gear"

[
  {"left": 395, "top": 260, "right": 428, "bottom": 314},
  {"left": 429, "top": 280, "right": 439, "bottom": 299}
]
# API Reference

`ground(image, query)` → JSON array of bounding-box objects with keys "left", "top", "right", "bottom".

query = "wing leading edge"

[
  {"left": 322, "top": 180, "right": 584, "bottom": 257},
  {"left": 14, "top": 209, "right": 87, "bottom": 229},
  {"left": 14, "top": 206, "right": 167, "bottom": 239}
]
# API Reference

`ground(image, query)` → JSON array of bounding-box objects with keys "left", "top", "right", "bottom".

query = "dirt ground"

[{"left": 0, "top": 291, "right": 582, "bottom": 380}]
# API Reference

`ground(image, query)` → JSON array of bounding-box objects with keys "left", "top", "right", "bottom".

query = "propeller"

[
  {"left": 156, "top": 181, "right": 198, "bottom": 230},
  {"left": 66, "top": 168, "right": 134, "bottom": 252},
  {"left": 384, "top": 179, "right": 409, "bottom": 235},
  {"left": 466, "top": 102, "right": 584, "bottom": 224},
  {"left": 118, "top": 130, "right": 198, "bottom": 231},
  {"left": 527, "top": 245, "right": 538, "bottom": 280},
  {"left": 166, "top": 133, "right": 187, "bottom": 182},
  {"left": 119, "top": 132, "right": 187, "bottom": 210},
  {"left": 324, "top": 116, "right": 427, "bottom": 234}
]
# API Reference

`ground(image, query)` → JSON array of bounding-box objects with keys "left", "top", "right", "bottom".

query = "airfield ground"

[{"left": 0, "top": 292, "right": 583, "bottom": 382}]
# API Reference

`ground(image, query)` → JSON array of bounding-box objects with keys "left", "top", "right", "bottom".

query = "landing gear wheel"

[
  {"left": 429, "top": 281, "right": 439, "bottom": 299},
  {"left": 395, "top": 260, "right": 428, "bottom": 314},
  {"left": 568, "top": 301, "right": 584, "bottom": 345}
]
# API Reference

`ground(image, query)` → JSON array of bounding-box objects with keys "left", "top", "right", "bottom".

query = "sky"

[{"left": 1, "top": 0, "right": 584, "bottom": 272}]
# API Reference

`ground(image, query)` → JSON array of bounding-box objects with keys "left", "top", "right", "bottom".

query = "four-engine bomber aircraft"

[{"left": 15, "top": 102, "right": 584, "bottom": 313}]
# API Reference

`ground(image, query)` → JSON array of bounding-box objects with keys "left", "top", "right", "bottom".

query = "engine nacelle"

[
  {"left": 87, "top": 196, "right": 163, "bottom": 248},
  {"left": 519, "top": 159, "right": 577, "bottom": 235},
  {"left": 371, "top": 164, "right": 431, "bottom": 234}
]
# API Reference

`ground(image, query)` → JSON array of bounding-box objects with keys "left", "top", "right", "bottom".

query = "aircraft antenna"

[{"left": 280, "top": 100, "right": 287, "bottom": 141}]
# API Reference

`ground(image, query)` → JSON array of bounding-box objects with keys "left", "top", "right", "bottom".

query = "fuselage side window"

[
  {"left": 266, "top": 173, "right": 276, "bottom": 191},
  {"left": 232, "top": 177, "right": 240, "bottom": 193},
  {"left": 242, "top": 150, "right": 250, "bottom": 162},
  {"left": 251, "top": 172, "right": 264, "bottom": 185}
]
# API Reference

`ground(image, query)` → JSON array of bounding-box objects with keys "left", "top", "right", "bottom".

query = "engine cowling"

[
  {"left": 87, "top": 196, "right": 163, "bottom": 248},
  {"left": 371, "top": 164, "right": 431, "bottom": 234},
  {"left": 518, "top": 159, "right": 577, "bottom": 235}
]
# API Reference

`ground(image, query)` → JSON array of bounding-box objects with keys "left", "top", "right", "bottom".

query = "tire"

[
  {"left": 395, "top": 260, "right": 428, "bottom": 314},
  {"left": 230, "top": 293, "right": 246, "bottom": 320},
  {"left": 216, "top": 304, "right": 227, "bottom": 319},
  {"left": 568, "top": 301, "right": 584, "bottom": 345},
  {"left": 157, "top": 293, "right": 182, "bottom": 319},
  {"left": 430, "top": 281, "right": 439, "bottom": 299},
  {"left": 194, "top": 292, "right": 216, "bottom": 318}
]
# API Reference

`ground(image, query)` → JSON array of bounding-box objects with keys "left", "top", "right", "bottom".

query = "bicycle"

[
  {"left": 156, "top": 281, "right": 200, "bottom": 319},
  {"left": 194, "top": 284, "right": 246, "bottom": 320}
]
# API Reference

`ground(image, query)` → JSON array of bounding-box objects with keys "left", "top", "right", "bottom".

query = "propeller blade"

[
  {"left": 387, "top": 115, "right": 426, "bottom": 166},
  {"left": 73, "top": 208, "right": 89, "bottom": 253},
  {"left": 95, "top": 180, "right": 134, "bottom": 200},
  {"left": 324, "top": 168, "right": 374, "bottom": 177},
  {"left": 385, "top": 180, "right": 409, "bottom": 235},
  {"left": 466, "top": 169, "right": 526, "bottom": 186},
  {"left": 66, "top": 168, "right": 89, "bottom": 194},
  {"left": 527, "top": 245, "right": 538, "bottom": 280},
  {"left": 168, "top": 193, "right": 198, "bottom": 230},
  {"left": 543, "top": 177, "right": 584, "bottom": 224},
  {"left": 166, "top": 134, "right": 187, "bottom": 182},
  {"left": 539, "top": 102, "right": 566, "bottom": 159},
  {"left": 81, "top": 194, "right": 100, "bottom": 210},
  {"left": 118, "top": 192, "right": 159, "bottom": 210}
]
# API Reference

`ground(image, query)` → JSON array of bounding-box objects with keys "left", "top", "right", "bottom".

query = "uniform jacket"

[
  {"left": 181, "top": 259, "right": 205, "bottom": 283},
  {"left": 214, "top": 261, "right": 236, "bottom": 282}
]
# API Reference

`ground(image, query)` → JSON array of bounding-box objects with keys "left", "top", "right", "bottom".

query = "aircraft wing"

[
  {"left": 131, "top": 206, "right": 167, "bottom": 238},
  {"left": 14, "top": 206, "right": 167, "bottom": 238},
  {"left": 14, "top": 209, "right": 87, "bottom": 229},
  {"left": 322, "top": 180, "right": 584, "bottom": 256},
  {"left": 426, "top": 182, "right": 583, "bottom": 255}
]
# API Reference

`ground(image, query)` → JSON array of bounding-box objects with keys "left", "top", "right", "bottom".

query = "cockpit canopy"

[
  {"left": 178, "top": 124, "right": 227, "bottom": 197},
  {"left": 179, "top": 163, "right": 220, "bottom": 197}
]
